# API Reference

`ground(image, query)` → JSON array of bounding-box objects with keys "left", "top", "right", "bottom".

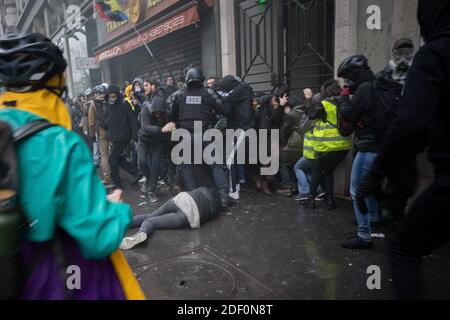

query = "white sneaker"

[
  {"left": 138, "top": 176, "right": 147, "bottom": 184},
  {"left": 120, "top": 232, "right": 148, "bottom": 250}
]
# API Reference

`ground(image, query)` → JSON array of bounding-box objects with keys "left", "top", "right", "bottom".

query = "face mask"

[
  {"left": 389, "top": 59, "right": 412, "bottom": 75},
  {"left": 134, "top": 85, "right": 142, "bottom": 93},
  {"left": 108, "top": 97, "right": 118, "bottom": 105}
]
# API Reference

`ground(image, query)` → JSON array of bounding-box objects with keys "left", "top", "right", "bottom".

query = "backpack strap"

[{"left": 13, "top": 120, "right": 56, "bottom": 143}]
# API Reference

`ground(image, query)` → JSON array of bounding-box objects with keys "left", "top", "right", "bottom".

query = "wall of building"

[
  {"left": 219, "top": 0, "right": 236, "bottom": 76},
  {"left": 200, "top": 8, "right": 218, "bottom": 78}
]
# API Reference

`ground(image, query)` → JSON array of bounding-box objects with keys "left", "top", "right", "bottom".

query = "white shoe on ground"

[{"left": 120, "top": 232, "right": 148, "bottom": 250}]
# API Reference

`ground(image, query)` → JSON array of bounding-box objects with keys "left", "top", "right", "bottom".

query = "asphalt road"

[{"left": 119, "top": 175, "right": 450, "bottom": 300}]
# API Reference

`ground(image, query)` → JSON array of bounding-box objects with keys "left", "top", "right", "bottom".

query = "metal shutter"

[{"left": 124, "top": 25, "right": 202, "bottom": 82}]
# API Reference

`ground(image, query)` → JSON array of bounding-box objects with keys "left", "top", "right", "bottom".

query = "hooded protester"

[
  {"left": 221, "top": 75, "right": 255, "bottom": 130},
  {"left": 131, "top": 78, "right": 145, "bottom": 105},
  {"left": 356, "top": 1, "right": 450, "bottom": 299},
  {"left": 106, "top": 85, "right": 141, "bottom": 189},
  {"left": 138, "top": 95, "right": 174, "bottom": 203},
  {"left": 220, "top": 75, "right": 256, "bottom": 195},
  {"left": 0, "top": 33, "right": 144, "bottom": 300},
  {"left": 336, "top": 55, "right": 381, "bottom": 250}
]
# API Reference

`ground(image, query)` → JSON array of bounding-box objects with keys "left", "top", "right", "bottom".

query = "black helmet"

[
  {"left": 337, "top": 55, "right": 369, "bottom": 80},
  {"left": 185, "top": 68, "right": 205, "bottom": 85},
  {"left": 93, "top": 85, "right": 107, "bottom": 95},
  {"left": 0, "top": 33, "right": 67, "bottom": 89}
]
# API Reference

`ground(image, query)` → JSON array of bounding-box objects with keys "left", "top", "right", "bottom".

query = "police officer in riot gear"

[{"left": 170, "top": 67, "right": 231, "bottom": 208}]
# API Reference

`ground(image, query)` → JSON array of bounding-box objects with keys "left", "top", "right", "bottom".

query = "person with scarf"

[{"left": 0, "top": 33, "right": 144, "bottom": 300}]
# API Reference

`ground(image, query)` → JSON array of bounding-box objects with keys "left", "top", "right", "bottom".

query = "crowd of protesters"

[{"left": 67, "top": 36, "right": 417, "bottom": 253}]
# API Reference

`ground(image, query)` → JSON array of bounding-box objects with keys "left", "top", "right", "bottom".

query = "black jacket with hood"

[
  {"left": 340, "top": 69, "right": 378, "bottom": 152},
  {"left": 106, "top": 86, "right": 138, "bottom": 143},
  {"left": 221, "top": 75, "right": 256, "bottom": 130},
  {"left": 139, "top": 95, "right": 170, "bottom": 144},
  {"left": 375, "top": 1, "right": 450, "bottom": 188}
]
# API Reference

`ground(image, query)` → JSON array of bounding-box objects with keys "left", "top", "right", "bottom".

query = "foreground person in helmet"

[
  {"left": 337, "top": 55, "right": 380, "bottom": 250},
  {"left": 0, "top": 33, "right": 142, "bottom": 300},
  {"left": 170, "top": 68, "right": 232, "bottom": 208}
]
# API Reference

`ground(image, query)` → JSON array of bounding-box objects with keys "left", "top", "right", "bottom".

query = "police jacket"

[{"left": 170, "top": 85, "right": 231, "bottom": 132}]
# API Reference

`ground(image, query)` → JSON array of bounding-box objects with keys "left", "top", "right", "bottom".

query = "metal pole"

[
  {"left": 131, "top": 25, "right": 163, "bottom": 83},
  {"left": 63, "top": 34, "right": 76, "bottom": 98}
]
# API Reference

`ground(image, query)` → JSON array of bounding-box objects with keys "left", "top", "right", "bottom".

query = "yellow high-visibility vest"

[
  {"left": 303, "top": 129, "right": 316, "bottom": 160},
  {"left": 312, "top": 99, "right": 352, "bottom": 153}
]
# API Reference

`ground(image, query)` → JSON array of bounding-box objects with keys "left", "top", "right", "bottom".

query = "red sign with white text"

[{"left": 95, "top": 5, "right": 199, "bottom": 63}]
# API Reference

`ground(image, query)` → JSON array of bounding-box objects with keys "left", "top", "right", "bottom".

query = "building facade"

[{"left": 94, "top": 0, "right": 219, "bottom": 85}]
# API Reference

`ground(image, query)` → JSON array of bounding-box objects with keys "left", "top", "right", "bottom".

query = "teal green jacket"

[{"left": 1, "top": 108, "right": 132, "bottom": 260}]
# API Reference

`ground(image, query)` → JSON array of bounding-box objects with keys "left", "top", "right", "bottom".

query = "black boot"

[
  {"left": 324, "top": 197, "right": 337, "bottom": 210},
  {"left": 219, "top": 191, "right": 231, "bottom": 209},
  {"left": 299, "top": 195, "right": 316, "bottom": 209}
]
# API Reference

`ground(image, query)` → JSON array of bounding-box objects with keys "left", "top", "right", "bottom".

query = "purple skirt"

[{"left": 20, "top": 236, "right": 126, "bottom": 300}]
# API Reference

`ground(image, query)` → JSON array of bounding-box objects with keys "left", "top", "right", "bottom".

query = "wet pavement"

[{"left": 120, "top": 176, "right": 450, "bottom": 300}]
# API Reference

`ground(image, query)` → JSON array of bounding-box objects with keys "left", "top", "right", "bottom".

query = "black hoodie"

[
  {"left": 376, "top": 1, "right": 450, "bottom": 192},
  {"left": 221, "top": 75, "right": 256, "bottom": 130},
  {"left": 340, "top": 69, "right": 378, "bottom": 152},
  {"left": 106, "top": 86, "right": 138, "bottom": 143},
  {"left": 139, "top": 95, "right": 170, "bottom": 144}
]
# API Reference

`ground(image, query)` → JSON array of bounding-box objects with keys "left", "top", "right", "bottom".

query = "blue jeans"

[
  {"left": 350, "top": 152, "right": 380, "bottom": 240},
  {"left": 294, "top": 157, "right": 315, "bottom": 195}
]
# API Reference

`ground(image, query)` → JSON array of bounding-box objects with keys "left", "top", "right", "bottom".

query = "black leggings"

[
  {"left": 132, "top": 199, "right": 190, "bottom": 236},
  {"left": 309, "top": 150, "right": 348, "bottom": 198}
]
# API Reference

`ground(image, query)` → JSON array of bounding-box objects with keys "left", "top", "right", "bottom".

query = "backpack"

[
  {"left": 368, "top": 77, "right": 403, "bottom": 143},
  {"left": 0, "top": 119, "right": 55, "bottom": 300},
  {"left": 327, "top": 97, "right": 355, "bottom": 137}
]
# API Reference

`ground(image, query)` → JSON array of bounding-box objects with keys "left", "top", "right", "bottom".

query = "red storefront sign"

[{"left": 95, "top": 4, "right": 199, "bottom": 63}]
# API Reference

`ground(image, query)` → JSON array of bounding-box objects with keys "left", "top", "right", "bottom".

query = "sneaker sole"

[{"left": 120, "top": 233, "right": 148, "bottom": 250}]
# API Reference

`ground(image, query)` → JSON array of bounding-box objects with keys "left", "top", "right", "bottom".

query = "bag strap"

[{"left": 13, "top": 120, "right": 56, "bottom": 143}]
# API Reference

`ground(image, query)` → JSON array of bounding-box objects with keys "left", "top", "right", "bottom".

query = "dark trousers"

[
  {"left": 310, "top": 150, "right": 348, "bottom": 199},
  {"left": 389, "top": 176, "right": 450, "bottom": 299},
  {"left": 137, "top": 141, "right": 165, "bottom": 193},
  {"left": 109, "top": 141, "right": 137, "bottom": 188},
  {"left": 131, "top": 199, "right": 190, "bottom": 235},
  {"left": 279, "top": 151, "right": 301, "bottom": 189},
  {"left": 180, "top": 138, "right": 229, "bottom": 194}
]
